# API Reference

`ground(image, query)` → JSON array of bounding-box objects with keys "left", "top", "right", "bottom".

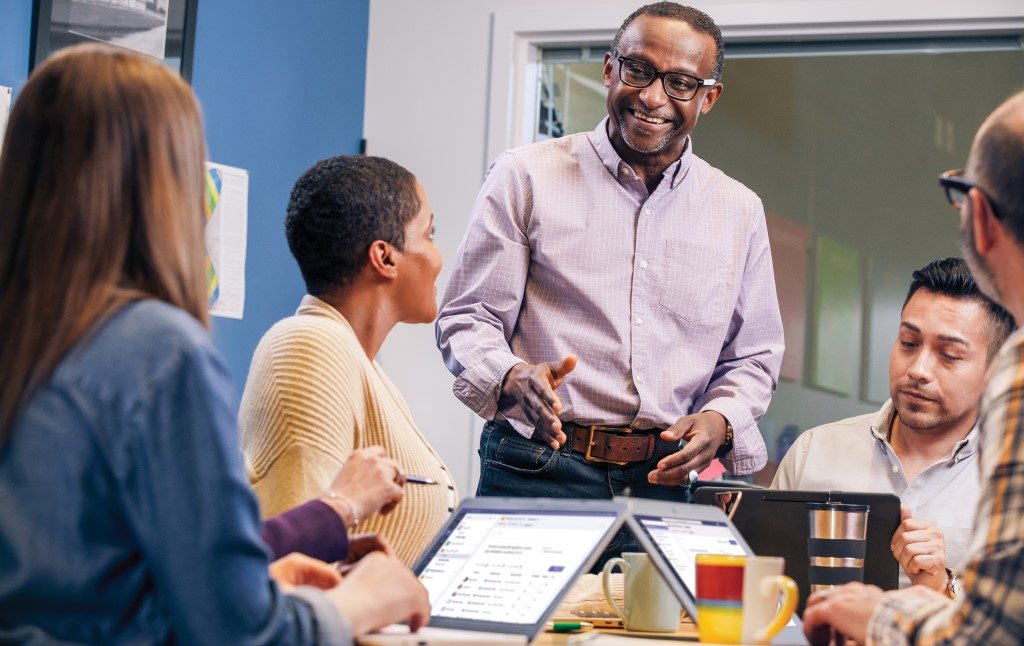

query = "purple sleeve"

[{"left": 260, "top": 499, "right": 349, "bottom": 563}]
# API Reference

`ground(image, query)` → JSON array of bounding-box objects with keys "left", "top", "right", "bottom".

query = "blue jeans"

[{"left": 476, "top": 420, "right": 691, "bottom": 570}]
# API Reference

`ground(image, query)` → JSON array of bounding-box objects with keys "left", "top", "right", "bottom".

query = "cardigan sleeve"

[{"left": 241, "top": 316, "right": 364, "bottom": 519}]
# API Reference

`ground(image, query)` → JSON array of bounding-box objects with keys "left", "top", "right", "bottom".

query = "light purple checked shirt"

[{"left": 436, "top": 118, "right": 784, "bottom": 474}]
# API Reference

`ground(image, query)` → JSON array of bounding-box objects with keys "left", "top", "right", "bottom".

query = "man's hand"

[
  {"left": 802, "top": 582, "right": 884, "bottom": 645},
  {"left": 338, "top": 533, "right": 393, "bottom": 575},
  {"left": 648, "top": 411, "right": 727, "bottom": 485},
  {"left": 891, "top": 505, "right": 949, "bottom": 592},
  {"left": 327, "top": 551, "right": 431, "bottom": 636},
  {"left": 268, "top": 552, "right": 342, "bottom": 593},
  {"left": 499, "top": 355, "right": 577, "bottom": 450},
  {"left": 326, "top": 446, "right": 405, "bottom": 526}
]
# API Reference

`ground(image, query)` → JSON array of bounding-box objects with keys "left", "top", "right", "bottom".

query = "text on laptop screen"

[
  {"left": 637, "top": 515, "right": 747, "bottom": 592},
  {"left": 418, "top": 511, "right": 618, "bottom": 624}
]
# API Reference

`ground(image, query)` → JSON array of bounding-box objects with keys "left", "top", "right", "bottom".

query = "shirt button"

[
  {"left": 635, "top": 316, "right": 644, "bottom": 325},
  {"left": 892, "top": 465, "right": 899, "bottom": 474},
  {"left": 640, "top": 260, "right": 649, "bottom": 269},
  {"left": 644, "top": 208, "right": 653, "bottom": 216},
  {"left": 635, "top": 374, "right": 645, "bottom": 385}
]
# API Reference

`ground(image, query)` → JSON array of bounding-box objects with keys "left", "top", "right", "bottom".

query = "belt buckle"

[{"left": 584, "top": 425, "right": 629, "bottom": 466}]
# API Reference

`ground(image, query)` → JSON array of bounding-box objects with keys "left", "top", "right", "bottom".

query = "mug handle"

[
  {"left": 601, "top": 557, "right": 629, "bottom": 622},
  {"left": 754, "top": 575, "right": 798, "bottom": 643}
]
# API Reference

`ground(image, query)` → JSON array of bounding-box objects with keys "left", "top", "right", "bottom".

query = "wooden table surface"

[{"left": 532, "top": 621, "right": 699, "bottom": 644}]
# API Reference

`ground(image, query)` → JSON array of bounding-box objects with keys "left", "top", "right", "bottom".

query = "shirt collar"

[
  {"left": 587, "top": 116, "right": 694, "bottom": 189},
  {"left": 868, "top": 399, "right": 898, "bottom": 442},
  {"left": 869, "top": 398, "right": 980, "bottom": 462},
  {"left": 952, "top": 424, "right": 980, "bottom": 460}
]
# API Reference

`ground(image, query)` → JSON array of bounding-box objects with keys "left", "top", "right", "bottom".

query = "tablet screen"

[
  {"left": 417, "top": 510, "right": 619, "bottom": 625},
  {"left": 635, "top": 514, "right": 747, "bottom": 593}
]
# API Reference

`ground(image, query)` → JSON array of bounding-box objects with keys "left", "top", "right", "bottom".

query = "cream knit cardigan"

[{"left": 239, "top": 295, "right": 457, "bottom": 565}]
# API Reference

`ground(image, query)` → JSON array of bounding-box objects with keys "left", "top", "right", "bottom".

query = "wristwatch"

[
  {"left": 944, "top": 567, "right": 959, "bottom": 600},
  {"left": 714, "top": 417, "right": 734, "bottom": 459}
]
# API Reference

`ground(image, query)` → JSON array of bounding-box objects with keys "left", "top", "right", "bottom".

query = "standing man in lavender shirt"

[{"left": 436, "top": 3, "right": 784, "bottom": 535}]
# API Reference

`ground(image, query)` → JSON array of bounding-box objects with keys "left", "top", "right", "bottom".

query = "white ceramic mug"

[{"left": 601, "top": 552, "right": 681, "bottom": 632}]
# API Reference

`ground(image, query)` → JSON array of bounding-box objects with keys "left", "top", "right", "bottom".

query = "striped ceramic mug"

[{"left": 695, "top": 554, "right": 798, "bottom": 644}]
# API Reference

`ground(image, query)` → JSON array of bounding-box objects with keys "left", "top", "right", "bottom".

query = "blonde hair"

[{"left": 0, "top": 44, "right": 210, "bottom": 440}]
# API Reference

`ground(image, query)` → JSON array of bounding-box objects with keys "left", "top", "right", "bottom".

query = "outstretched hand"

[{"left": 499, "top": 355, "right": 577, "bottom": 449}]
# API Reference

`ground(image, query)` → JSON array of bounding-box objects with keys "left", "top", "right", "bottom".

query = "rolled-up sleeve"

[
  {"left": 436, "top": 153, "right": 533, "bottom": 420},
  {"left": 694, "top": 200, "right": 783, "bottom": 475}
]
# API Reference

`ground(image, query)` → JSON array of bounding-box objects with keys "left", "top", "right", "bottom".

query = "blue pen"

[{"left": 405, "top": 474, "right": 437, "bottom": 484}]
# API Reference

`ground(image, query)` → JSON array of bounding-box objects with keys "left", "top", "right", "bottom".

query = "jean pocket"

[{"left": 489, "top": 432, "right": 559, "bottom": 475}]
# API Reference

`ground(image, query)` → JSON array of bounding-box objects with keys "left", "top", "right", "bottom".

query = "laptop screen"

[
  {"left": 417, "top": 509, "right": 619, "bottom": 625},
  {"left": 635, "top": 515, "right": 747, "bottom": 593}
]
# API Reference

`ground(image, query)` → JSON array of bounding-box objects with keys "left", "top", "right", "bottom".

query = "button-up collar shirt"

[{"left": 436, "top": 118, "right": 784, "bottom": 474}]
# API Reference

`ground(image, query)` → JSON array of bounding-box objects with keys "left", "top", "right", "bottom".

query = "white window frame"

[{"left": 486, "top": 0, "right": 1024, "bottom": 165}]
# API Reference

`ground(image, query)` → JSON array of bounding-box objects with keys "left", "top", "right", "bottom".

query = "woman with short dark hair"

[{"left": 240, "top": 155, "right": 457, "bottom": 565}]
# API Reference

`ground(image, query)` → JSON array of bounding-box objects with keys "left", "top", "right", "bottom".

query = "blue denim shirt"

[{"left": 0, "top": 301, "right": 349, "bottom": 644}]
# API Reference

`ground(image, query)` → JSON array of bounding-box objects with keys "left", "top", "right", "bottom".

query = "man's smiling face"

[{"left": 603, "top": 15, "right": 722, "bottom": 163}]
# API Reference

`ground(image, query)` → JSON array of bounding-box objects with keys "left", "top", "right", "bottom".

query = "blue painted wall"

[
  {"left": 0, "top": 1, "right": 370, "bottom": 388},
  {"left": 0, "top": 2, "right": 32, "bottom": 95}
]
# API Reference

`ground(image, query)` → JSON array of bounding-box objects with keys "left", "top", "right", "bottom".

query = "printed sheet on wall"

[
  {"left": 203, "top": 161, "right": 248, "bottom": 319},
  {"left": 1, "top": 85, "right": 11, "bottom": 143}
]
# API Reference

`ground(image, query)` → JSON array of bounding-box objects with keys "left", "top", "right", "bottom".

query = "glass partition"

[{"left": 536, "top": 40, "right": 1024, "bottom": 482}]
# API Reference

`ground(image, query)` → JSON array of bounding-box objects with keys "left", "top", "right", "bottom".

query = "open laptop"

[
  {"left": 622, "top": 497, "right": 809, "bottom": 645},
  {"left": 693, "top": 487, "right": 901, "bottom": 613},
  {"left": 358, "top": 497, "right": 627, "bottom": 645}
]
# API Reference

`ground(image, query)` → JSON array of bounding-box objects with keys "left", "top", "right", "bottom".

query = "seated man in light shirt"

[{"left": 771, "top": 257, "right": 1014, "bottom": 596}]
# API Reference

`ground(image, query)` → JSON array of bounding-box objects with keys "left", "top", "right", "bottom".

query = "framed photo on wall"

[{"left": 30, "top": 0, "right": 199, "bottom": 81}]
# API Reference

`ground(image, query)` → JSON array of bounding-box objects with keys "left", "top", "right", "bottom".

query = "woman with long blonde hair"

[{"left": 0, "top": 44, "right": 427, "bottom": 643}]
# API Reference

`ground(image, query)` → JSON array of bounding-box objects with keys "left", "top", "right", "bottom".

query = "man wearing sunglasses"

[
  {"left": 802, "top": 91, "right": 1024, "bottom": 645},
  {"left": 436, "top": 2, "right": 784, "bottom": 559}
]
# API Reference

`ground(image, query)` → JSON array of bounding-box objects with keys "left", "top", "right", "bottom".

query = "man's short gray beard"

[{"left": 616, "top": 112, "right": 674, "bottom": 154}]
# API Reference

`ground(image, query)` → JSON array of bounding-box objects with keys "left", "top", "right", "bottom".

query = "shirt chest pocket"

[{"left": 658, "top": 241, "right": 730, "bottom": 323}]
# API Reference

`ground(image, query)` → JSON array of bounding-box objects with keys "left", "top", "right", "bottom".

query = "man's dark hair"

[
  {"left": 285, "top": 155, "right": 420, "bottom": 295},
  {"left": 610, "top": 2, "right": 724, "bottom": 81},
  {"left": 973, "top": 93, "right": 1024, "bottom": 245},
  {"left": 904, "top": 257, "right": 1015, "bottom": 357}
]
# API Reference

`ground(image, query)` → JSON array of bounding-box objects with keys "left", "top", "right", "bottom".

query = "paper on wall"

[
  {"left": 1, "top": 85, "right": 11, "bottom": 144},
  {"left": 203, "top": 161, "right": 248, "bottom": 319}
]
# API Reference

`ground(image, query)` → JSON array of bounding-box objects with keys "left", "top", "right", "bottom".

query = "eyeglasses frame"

[
  {"left": 613, "top": 53, "right": 716, "bottom": 102},
  {"left": 939, "top": 169, "right": 1003, "bottom": 220}
]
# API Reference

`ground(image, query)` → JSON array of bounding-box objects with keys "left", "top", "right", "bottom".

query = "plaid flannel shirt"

[{"left": 867, "top": 327, "right": 1024, "bottom": 644}]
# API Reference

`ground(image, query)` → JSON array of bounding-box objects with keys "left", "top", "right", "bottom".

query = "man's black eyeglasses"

[
  {"left": 615, "top": 54, "right": 716, "bottom": 101},
  {"left": 939, "top": 169, "right": 1003, "bottom": 220}
]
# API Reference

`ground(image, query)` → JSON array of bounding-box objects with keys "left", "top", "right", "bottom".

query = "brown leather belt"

[{"left": 567, "top": 423, "right": 657, "bottom": 465}]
